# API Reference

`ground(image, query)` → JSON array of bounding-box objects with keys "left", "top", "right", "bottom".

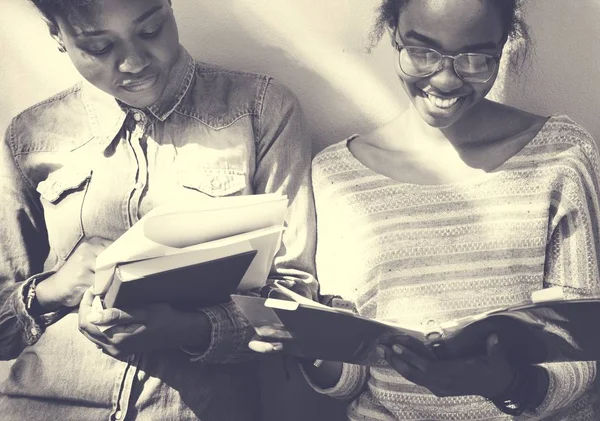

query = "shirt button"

[
  {"left": 424, "top": 319, "right": 437, "bottom": 328},
  {"left": 210, "top": 178, "right": 222, "bottom": 189},
  {"left": 114, "top": 410, "right": 123, "bottom": 420},
  {"left": 133, "top": 112, "right": 143, "bottom": 122}
]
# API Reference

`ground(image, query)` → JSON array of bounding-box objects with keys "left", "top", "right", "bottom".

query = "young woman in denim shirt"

[
  {"left": 296, "top": 0, "right": 600, "bottom": 420},
  {"left": 0, "top": 0, "right": 316, "bottom": 419}
]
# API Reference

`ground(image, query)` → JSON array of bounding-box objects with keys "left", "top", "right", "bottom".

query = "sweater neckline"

[{"left": 342, "top": 115, "right": 557, "bottom": 189}]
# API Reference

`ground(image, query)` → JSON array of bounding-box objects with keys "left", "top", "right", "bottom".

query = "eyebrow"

[
  {"left": 134, "top": 5, "right": 163, "bottom": 24},
  {"left": 76, "top": 6, "right": 163, "bottom": 37},
  {"left": 403, "top": 29, "right": 498, "bottom": 51}
]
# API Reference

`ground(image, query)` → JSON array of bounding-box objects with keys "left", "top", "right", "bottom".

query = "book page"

[{"left": 94, "top": 195, "right": 288, "bottom": 294}]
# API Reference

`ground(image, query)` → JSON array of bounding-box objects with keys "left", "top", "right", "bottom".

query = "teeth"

[{"left": 425, "top": 93, "right": 459, "bottom": 109}]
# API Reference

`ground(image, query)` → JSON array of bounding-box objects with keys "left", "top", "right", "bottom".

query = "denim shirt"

[{"left": 0, "top": 46, "right": 316, "bottom": 421}]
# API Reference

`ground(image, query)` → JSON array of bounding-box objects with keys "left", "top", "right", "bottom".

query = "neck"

[{"left": 404, "top": 100, "right": 498, "bottom": 150}]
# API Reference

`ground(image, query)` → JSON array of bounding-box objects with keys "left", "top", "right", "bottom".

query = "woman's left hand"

[
  {"left": 382, "top": 333, "right": 515, "bottom": 398},
  {"left": 78, "top": 289, "right": 211, "bottom": 358}
]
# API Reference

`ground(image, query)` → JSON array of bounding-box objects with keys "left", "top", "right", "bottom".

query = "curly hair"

[{"left": 370, "top": 0, "right": 531, "bottom": 71}]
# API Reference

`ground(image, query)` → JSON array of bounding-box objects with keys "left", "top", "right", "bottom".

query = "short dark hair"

[
  {"left": 27, "top": 0, "right": 94, "bottom": 24},
  {"left": 370, "top": 0, "right": 531, "bottom": 70}
]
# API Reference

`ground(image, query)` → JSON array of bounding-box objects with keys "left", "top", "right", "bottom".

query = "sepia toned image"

[{"left": 0, "top": 1, "right": 599, "bottom": 420}]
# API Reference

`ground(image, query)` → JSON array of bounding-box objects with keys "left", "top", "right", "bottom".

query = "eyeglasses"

[{"left": 391, "top": 36, "right": 501, "bottom": 83}]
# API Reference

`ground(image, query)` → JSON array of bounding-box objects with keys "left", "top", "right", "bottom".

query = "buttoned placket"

[
  {"left": 109, "top": 109, "right": 149, "bottom": 421},
  {"left": 126, "top": 109, "right": 149, "bottom": 226}
]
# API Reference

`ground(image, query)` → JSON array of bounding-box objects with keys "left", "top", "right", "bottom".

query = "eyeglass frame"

[{"left": 391, "top": 34, "right": 502, "bottom": 83}]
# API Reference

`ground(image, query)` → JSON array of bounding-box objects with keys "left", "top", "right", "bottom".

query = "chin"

[
  {"left": 419, "top": 112, "right": 461, "bottom": 129},
  {"left": 121, "top": 92, "right": 161, "bottom": 109},
  {"left": 415, "top": 103, "right": 464, "bottom": 129},
  {"left": 117, "top": 74, "right": 166, "bottom": 109},
  {"left": 414, "top": 94, "right": 475, "bottom": 130}
]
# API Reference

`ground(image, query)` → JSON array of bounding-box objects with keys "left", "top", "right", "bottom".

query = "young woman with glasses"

[
  {"left": 299, "top": 0, "right": 600, "bottom": 419},
  {"left": 0, "top": 0, "right": 316, "bottom": 419}
]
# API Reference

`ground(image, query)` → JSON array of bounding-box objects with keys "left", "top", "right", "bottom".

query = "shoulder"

[
  {"left": 532, "top": 116, "right": 600, "bottom": 206},
  {"left": 532, "top": 115, "right": 599, "bottom": 173},
  {"left": 537, "top": 115, "right": 597, "bottom": 155},
  {"left": 181, "top": 62, "right": 299, "bottom": 127},
  {"left": 313, "top": 138, "right": 353, "bottom": 166},
  {"left": 7, "top": 84, "right": 87, "bottom": 155},
  {"left": 312, "top": 138, "right": 356, "bottom": 180}
]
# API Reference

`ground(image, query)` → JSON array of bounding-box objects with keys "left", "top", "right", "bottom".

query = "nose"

[
  {"left": 428, "top": 57, "right": 464, "bottom": 93},
  {"left": 117, "top": 42, "right": 151, "bottom": 74}
]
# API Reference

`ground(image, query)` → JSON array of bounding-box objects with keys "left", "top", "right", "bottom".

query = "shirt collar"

[{"left": 81, "top": 46, "right": 196, "bottom": 150}]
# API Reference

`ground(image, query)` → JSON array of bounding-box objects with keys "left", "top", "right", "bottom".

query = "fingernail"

[{"left": 392, "top": 344, "right": 403, "bottom": 355}]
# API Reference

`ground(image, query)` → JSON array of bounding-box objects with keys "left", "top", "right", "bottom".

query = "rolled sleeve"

[
  {"left": 0, "top": 122, "right": 50, "bottom": 360},
  {"left": 526, "top": 362, "right": 596, "bottom": 416},
  {"left": 183, "top": 300, "right": 256, "bottom": 364},
  {"left": 528, "top": 132, "right": 600, "bottom": 415}
]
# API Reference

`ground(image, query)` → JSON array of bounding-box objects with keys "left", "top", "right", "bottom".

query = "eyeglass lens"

[{"left": 399, "top": 47, "right": 497, "bottom": 83}]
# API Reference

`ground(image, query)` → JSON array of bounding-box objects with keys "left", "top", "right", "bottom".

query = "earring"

[{"left": 58, "top": 45, "right": 66, "bottom": 53}]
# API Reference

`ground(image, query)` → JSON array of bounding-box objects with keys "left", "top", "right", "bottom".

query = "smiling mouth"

[
  {"left": 121, "top": 74, "right": 158, "bottom": 93},
  {"left": 424, "top": 92, "right": 461, "bottom": 109}
]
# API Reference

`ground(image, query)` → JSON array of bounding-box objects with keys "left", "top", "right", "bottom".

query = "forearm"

[
  {"left": 300, "top": 360, "right": 368, "bottom": 399},
  {"left": 524, "top": 361, "right": 596, "bottom": 416},
  {"left": 300, "top": 359, "right": 344, "bottom": 389},
  {"left": 0, "top": 270, "right": 73, "bottom": 360},
  {"left": 0, "top": 279, "right": 44, "bottom": 360},
  {"left": 182, "top": 300, "right": 257, "bottom": 364}
]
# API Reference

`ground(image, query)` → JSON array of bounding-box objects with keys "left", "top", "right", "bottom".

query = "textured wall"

[{"left": 1, "top": 1, "right": 598, "bottom": 150}]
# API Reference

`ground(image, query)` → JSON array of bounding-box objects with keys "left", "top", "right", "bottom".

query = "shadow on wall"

[
  {"left": 174, "top": 0, "right": 406, "bottom": 155},
  {"left": 500, "top": 0, "right": 600, "bottom": 141}
]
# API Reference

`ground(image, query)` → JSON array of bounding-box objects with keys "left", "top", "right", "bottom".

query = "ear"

[
  {"left": 44, "top": 18, "right": 66, "bottom": 52},
  {"left": 386, "top": 25, "right": 398, "bottom": 45}
]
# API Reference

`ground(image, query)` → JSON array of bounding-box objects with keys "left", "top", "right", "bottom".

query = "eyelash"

[
  {"left": 86, "top": 45, "right": 113, "bottom": 56},
  {"left": 140, "top": 24, "right": 163, "bottom": 39},
  {"left": 84, "top": 23, "right": 163, "bottom": 56}
]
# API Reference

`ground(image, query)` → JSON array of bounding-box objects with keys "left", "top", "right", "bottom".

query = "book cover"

[
  {"left": 94, "top": 195, "right": 288, "bottom": 299},
  {"left": 232, "top": 294, "right": 600, "bottom": 365},
  {"left": 103, "top": 250, "right": 257, "bottom": 309}
]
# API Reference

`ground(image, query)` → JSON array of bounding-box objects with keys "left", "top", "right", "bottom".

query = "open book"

[
  {"left": 94, "top": 194, "right": 288, "bottom": 309},
  {"left": 232, "top": 285, "right": 600, "bottom": 365}
]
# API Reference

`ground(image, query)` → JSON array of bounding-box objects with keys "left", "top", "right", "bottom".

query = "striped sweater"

[{"left": 308, "top": 116, "right": 600, "bottom": 420}]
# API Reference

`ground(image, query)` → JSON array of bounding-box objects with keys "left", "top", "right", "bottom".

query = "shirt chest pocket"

[
  {"left": 37, "top": 166, "right": 92, "bottom": 261},
  {"left": 177, "top": 167, "right": 247, "bottom": 197}
]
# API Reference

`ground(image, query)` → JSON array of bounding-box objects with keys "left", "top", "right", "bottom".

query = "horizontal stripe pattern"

[{"left": 312, "top": 116, "right": 600, "bottom": 420}]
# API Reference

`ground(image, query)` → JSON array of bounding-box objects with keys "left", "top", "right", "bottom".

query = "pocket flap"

[
  {"left": 178, "top": 167, "right": 246, "bottom": 197},
  {"left": 37, "top": 166, "right": 93, "bottom": 203}
]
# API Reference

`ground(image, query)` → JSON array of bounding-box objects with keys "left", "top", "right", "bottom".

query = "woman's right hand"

[{"left": 36, "top": 237, "right": 112, "bottom": 311}]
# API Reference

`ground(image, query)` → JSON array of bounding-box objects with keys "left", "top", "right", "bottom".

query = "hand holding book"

[
  {"left": 381, "top": 332, "right": 515, "bottom": 399},
  {"left": 235, "top": 284, "right": 600, "bottom": 366},
  {"left": 93, "top": 195, "right": 288, "bottom": 312}
]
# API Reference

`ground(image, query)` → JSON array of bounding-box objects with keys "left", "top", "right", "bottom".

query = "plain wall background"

[
  {"left": 2, "top": 0, "right": 599, "bottom": 152},
  {"left": 0, "top": 1, "right": 599, "bottom": 419}
]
